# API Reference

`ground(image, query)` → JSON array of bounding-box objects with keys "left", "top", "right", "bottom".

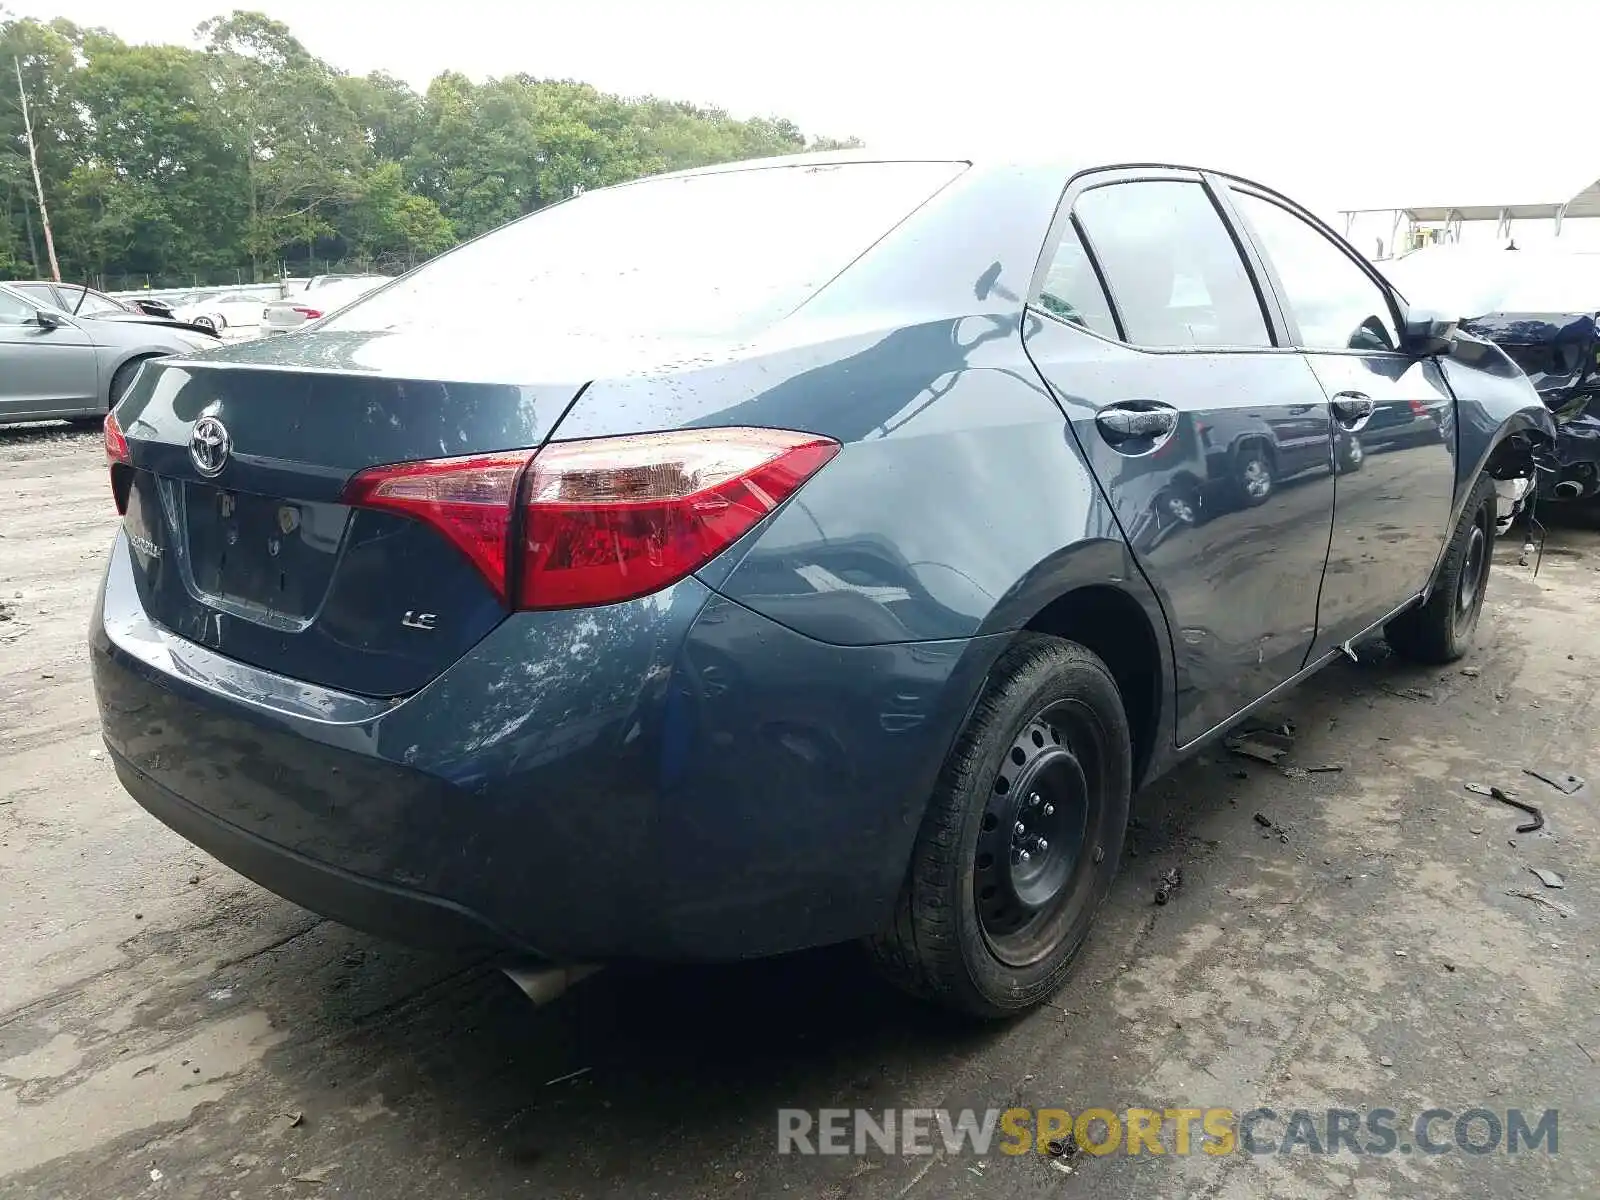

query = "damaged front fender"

[{"left": 1439, "top": 331, "right": 1557, "bottom": 518}]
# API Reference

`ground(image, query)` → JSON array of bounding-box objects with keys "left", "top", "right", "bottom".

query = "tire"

[
  {"left": 193, "top": 314, "right": 218, "bottom": 332},
  {"left": 109, "top": 358, "right": 146, "bottom": 406},
  {"left": 67, "top": 358, "right": 145, "bottom": 428},
  {"left": 866, "top": 634, "right": 1132, "bottom": 1018},
  {"left": 1386, "top": 473, "right": 1496, "bottom": 664},
  {"left": 1235, "top": 443, "right": 1274, "bottom": 506}
]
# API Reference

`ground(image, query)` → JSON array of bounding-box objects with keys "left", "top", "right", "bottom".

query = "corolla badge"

[{"left": 189, "top": 416, "right": 231, "bottom": 478}]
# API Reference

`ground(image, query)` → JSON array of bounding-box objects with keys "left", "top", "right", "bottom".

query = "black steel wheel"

[
  {"left": 868, "top": 635, "right": 1132, "bottom": 1017},
  {"left": 1387, "top": 473, "right": 1497, "bottom": 663}
]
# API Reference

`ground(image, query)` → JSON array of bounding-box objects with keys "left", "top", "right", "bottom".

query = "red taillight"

[
  {"left": 341, "top": 453, "right": 527, "bottom": 604},
  {"left": 104, "top": 411, "right": 131, "bottom": 514},
  {"left": 1408, "top": 398, "right": 1429, "bottom": 417},
  {"left": 520, "top": 428, "right": 839, "bottom": 609},
  {"left": 104, "top": 411, "right": 130, "bottom": 465},
  {"left": 341, "top": 428, "right": 839, "bottom": 610},
  {"left": 291, "top": 306, "right": 323, "bottom": 320}
]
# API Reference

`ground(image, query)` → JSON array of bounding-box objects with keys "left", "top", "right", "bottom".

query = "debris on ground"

[
  {"left": 1280, "top": 765, "right": 1308, "bottom": 780},
  {"left": 543, "top": 1066, "right": 591, "bottom": 1086},
  {"left": 1386, "top": 686, "right": 1437, "bottom": 702},
  {"left": 292, "top": 1166, "right": 333, "bottom": 1184},
  {"left": 279, "top": 1111, "right": 305, "bottom": 1128},
  {"left": 1252, "top": 812, "right": 1290, "bottom": 843},
  {"left": 1524, "top": 767, "right": 1586, "bottom": 795},
  {"left": 1226, "top": 727, "right": 1294, "bottom": 765},
  {"left": 1529, "top": 868, "right": 1566, "bottom": 889},
  {"left": 1464, "top": 782, "right": 1545, "bottom": 834},
  {"left": 1154, "top": 867, "right": 1183, "bottom": 906},
  {"left": 1460, "top": 666, "right": 1481, "bottom": 678},
  {"left": 1507, "top": 890, "right": 1576, "bottom": 918},
  {"left": 1378, "top": 1054, "right": 1395, "bottom": 1068},
  {"left": 1230, "top": 769, "right": 1248, "bottom": 780},
  {"left": 132, "top": 1064, "right": 156, "bottom": 1078},
  {"left": 1045, "top": 1133, "right": 1080, "bottom": 1160},
  {"left": 1306, "top": 764, "right": 1345, "bottom": 774}
]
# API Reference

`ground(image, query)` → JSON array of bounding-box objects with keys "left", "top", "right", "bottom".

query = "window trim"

[
  {"left": 1221, "top": 180, "right": 1409, "bottom": 358},
  {"left": 1026, "top": 166, "right": 1296, "bottom": 355},
  {"left": 1033, "top": 213, "right": 1125, "bottom": 342}
]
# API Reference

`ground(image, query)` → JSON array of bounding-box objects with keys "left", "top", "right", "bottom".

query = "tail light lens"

[
  {"left": 105, "top": 411, "right": 132, "bottom": 514},
  {"left": 343, "top": 428, "right": 839, "bottom": 610},
  {"left": 341, "top": 454, "right": 527, "bottom": 604},
  {"left": 1408, "top": 398, "right": 1429, "bottom": 417},
  {"left": 291, "top": 306, "right": 323, "bottom": 320}
]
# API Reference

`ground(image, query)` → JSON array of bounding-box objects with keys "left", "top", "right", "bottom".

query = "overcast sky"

[{"left": 11, "top": 0, "right": 1600, "bottom": 240}]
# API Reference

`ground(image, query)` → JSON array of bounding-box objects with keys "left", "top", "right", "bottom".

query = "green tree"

[{"left": 0, "top": 6, "right": 859, "bottom": 286}]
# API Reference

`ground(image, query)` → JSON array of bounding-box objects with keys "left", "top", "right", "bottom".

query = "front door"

[
  {"left": 1225, "top": 188, "right": 1455, "bottom": 654},
  {"left": 1023, "top": 172, "right": 1338, "bottom": 745},
  {"left": 0, "top": 292, "right": 99, "bottom": 419}
]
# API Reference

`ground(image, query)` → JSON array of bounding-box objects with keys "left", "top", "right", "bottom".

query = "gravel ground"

[{"left": 2, "top": 423, "right": 1597, "bottom": 1198}]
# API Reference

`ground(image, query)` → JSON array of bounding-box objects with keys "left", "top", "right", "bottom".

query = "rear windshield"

[{"left": 323, "top": 161, "right": 965, "bottom": 339}]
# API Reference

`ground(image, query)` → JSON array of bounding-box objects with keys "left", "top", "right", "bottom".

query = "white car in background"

[
  {"left": 261, "top": 274, "right": 391, "bottom": 335},
  {"left": 170, "top": 290, "right": 272, "bottom": 336}
]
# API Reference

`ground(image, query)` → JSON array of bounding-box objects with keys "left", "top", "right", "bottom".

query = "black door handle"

[
  {"left": 1096, "top": 403, "right": 1178, "bottom": 447},
  {"left": 1330, "top": 391, "right": 1375, "bottom": 428}
]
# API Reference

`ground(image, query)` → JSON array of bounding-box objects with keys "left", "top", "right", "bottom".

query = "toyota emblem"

[{"left": 189, "top": 416, "right": 231, "bottom": 478}]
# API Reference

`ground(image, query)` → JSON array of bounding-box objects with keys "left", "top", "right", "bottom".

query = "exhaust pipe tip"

[
  {"left": 503, "top": 962, "right": 602, "bottom": 1006},
  {"left": 1553, "top": 480, "right": 1584, "bottom": 500}
]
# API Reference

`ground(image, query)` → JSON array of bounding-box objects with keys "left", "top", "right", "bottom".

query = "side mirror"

[
  {"left": 1401, "top": 307, "right": 1458, "bottom": 357},
  {"left": 32, "top": 308, "right": 62, "bottom": 330}
]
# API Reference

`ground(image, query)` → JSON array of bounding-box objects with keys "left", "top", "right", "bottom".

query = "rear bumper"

[
  {"left": 92, "top": 533, "right": 1002, "bottom": 961},
  {"left": 111, "top": 752, "right": 523, "bottom": 951}
]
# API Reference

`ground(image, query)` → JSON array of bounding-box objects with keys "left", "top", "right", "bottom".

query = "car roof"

[{"left": 621, "top": 146, "right": 1265, "bottom": 186}]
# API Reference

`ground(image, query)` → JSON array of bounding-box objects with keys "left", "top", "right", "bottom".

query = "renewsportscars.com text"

[{"left": 777, "top": 1107, "right": 1558, "bottom": 1157}]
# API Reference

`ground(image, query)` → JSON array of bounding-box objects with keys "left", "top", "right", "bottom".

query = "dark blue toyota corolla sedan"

[{"left": 92, "top": 153, "right": 1554, "bottom": 1016}]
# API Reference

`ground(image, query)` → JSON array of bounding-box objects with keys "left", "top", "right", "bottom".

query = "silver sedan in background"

[{"left": 0, "top": 282, "right": 217, "bottom": 427}]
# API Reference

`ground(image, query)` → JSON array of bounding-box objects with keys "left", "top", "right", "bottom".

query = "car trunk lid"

[{"left": 112, "top": 337, "right": 586, "bottom": 696}]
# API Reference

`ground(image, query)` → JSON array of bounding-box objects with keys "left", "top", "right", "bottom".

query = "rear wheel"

[
  {"left": 867, "top": 634, "right": 1132, "bottom": 1018},
  {"left": 193, "top": 314, "right": 218, "bottom": 332},
  {"left": 1386, "top": 473, "right": 1496, "bottom": 663}
]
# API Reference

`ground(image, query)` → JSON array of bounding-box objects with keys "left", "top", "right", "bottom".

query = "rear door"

[
  {"left": 0, "top": 288, "right": 99, "bottom": 418},
  {"left": 1224, "top": 185, "right": 1455, "bottom": 655},
  {"left": 1022, "top": 169, "right": 1338, "bottom": 745}
]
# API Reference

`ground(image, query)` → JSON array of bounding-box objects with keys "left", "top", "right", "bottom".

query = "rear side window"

[
  {"left": 1074, "top": 181, "right": 1271, "bottom": 349},
  {"left": 1035, "top": 222, "right": 1118, "bottom": 338},
  {"left": 1232, "top": 191, "right": 1398, "bottom": 352},
  {"left": 325, "top": 161, "right": 966, "bottom": 340}
]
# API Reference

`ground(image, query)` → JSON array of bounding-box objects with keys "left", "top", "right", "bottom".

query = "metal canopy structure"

[{"left": 1339, "top": 176, "right": 1600, "bottom": 248}]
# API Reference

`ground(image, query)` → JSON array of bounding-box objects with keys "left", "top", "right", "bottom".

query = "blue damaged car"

[{"left": 92, "top": 153, "right": 1553, "bottom": 1016}]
